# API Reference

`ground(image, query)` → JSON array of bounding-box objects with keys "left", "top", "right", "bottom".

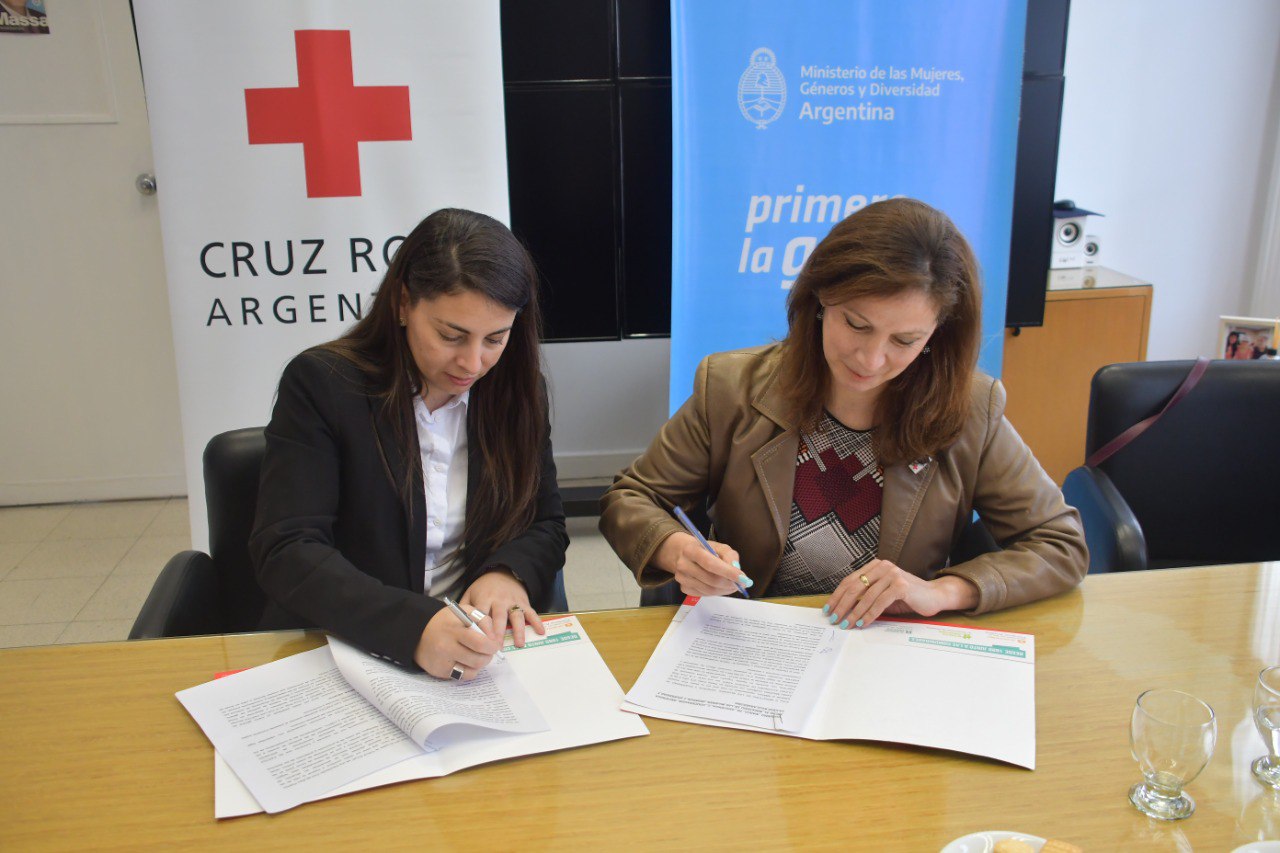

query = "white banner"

[{"left": 134, "top": 1, "right": 510, "bottom": 548}]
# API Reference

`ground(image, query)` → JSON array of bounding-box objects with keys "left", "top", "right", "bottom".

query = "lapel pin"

[{"left": 908, "top": 459, "right": 929, "bottom": 475}]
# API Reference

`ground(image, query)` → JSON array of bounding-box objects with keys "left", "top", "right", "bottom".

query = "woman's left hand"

[
  {"left": 822, "top": 559, "right": 979, "bottom": 630},
  {"left": 461, "top": 570, "right": 546, "bottom": 648}
]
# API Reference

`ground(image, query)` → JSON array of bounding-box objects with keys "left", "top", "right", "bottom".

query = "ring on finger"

[
  {"left": 509, "top": 604, "right": 523, "bottom": 614},
  {"left": 449, "top": 664, "right": 464, "bottom": 681},
  {"left": 859, "top": 574, "right": 870, "bottom": 588}
]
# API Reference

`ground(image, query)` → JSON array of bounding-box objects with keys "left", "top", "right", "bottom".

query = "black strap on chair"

[{"left": 1084, "top": 357, "right": 1209, "bottom": 468}]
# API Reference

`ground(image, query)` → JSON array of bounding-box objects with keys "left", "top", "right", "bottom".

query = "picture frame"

[{"left": 1217, "top": 315, "right": 1280, "bottom": 360}]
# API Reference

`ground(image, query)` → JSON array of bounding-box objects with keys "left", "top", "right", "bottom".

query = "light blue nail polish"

[
  {"left": 732, "top": 560, "right": 741, "bottom": 569},
  {"left": 839, "top": 619, "right": 850, "bottom": 630},
  {"left": 855, "top": 619, "right": 864, "bottom": 628},
  {"left": 739, "top": 574, "right": 753, "bottom": 587},
  {"left": 828, "top": 613, "right": 839, "bottom": 624},
  {"left": 821, "top": 604, "right": 830, "bottom": 615}
]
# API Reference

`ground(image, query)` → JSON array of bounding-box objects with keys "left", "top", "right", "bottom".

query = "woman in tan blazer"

[{"left": 600, "top": 198, "right": 1087, "bottom": 629}]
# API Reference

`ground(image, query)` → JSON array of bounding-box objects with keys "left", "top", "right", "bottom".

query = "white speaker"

[
  {"left": 1050, "top": 217, "right": 1086, "bottom": 269},
  {"left": 1083, "top": 234, "right": 1101, "bottom": 266},
  {"left": 1050, "top": 201, "right": 1102, "bottom": 269}
]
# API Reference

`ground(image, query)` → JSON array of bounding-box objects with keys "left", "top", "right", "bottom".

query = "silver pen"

[{"left": 442, "top": 596, "right": 505, "bottom": 662}]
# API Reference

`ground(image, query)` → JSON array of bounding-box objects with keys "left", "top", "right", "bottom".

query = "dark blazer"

[{"left": 250, "top": 350, "right": 568, "bottom": 668}]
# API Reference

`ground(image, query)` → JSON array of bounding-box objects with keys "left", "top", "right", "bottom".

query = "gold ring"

[
  {"left": 509, "top": 604, "right": 523, "bottom": 613},
  {"left": 859, "top": 574, "right": 870, "bottom": 587}
]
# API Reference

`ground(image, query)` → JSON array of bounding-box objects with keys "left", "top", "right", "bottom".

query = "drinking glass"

[
  {"left": 1128, "top": 689, "right": 1217, "bottom": 820},
  {"left": 1253, "top": 665, "right": 1280, "bottom": 790}
]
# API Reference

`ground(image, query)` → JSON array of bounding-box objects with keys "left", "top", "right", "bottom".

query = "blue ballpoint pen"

[{"left": 672, "top": 505, "right": 750, "bottom": 597}]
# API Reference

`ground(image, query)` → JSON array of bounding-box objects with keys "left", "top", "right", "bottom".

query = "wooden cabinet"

[{"left": 1001, "top": 273, "right": 1152, "bottom": 484}]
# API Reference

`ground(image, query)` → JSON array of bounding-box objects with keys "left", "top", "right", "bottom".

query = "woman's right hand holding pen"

[
  {"left": 414, "top": 607, "right": 501, "bottom": 680},
  {"left": 653, "top": 532, "right": 751, "bottom": 598}
]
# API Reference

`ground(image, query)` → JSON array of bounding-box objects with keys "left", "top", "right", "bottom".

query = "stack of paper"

[
  {"left": 622, "top": 597, "right": 1036, "bottom": 768},
  {"left": 178, "top": 616, "right": 648, "bottom": 816}
]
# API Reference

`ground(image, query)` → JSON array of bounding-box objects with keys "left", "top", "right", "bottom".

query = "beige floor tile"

[
  {"left": 564, "top": 562, "right": 625, "bottom": 595},
  {"left": 142, "top": 498, "right": 192, "bottom": 539},
  {"left": 0, "top": 577, "right": 103, "bottom": 624},
  {"left": 619, "top": 585, "right": 642, "bottom": 608},
  {"left": 6, "top": 538, "right": 135, "bottom": 581},
  {"left": 0, "top": 504, "right": 72, "bottom": 543},
  {"left": 46, "top": 499, "right": 167, "bottom": 541},
  {"left": 75, "top": 575, "right": 157, "bottom": 622},
  {"left": 616, "top": 563, "right": 641, "bottom": 590},
  {"left": 567, "top": 590, "right": 631, "bottom": 613},
  {"left": 0, "top": 623, "right": 66, "bottom": 648},
  {"left": 55, "top": 620, "right": 133, "bottom": 645},
  {"left": 0, "top": 541, "right": 41, "bottom": 580},
  {"left": 113, "top": 536, "right": 191, "bottom": 578}
]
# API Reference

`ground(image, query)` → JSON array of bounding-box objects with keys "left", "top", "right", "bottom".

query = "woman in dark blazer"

[{"left": 250, "top": 208, "right": 568, "bottom": 680}]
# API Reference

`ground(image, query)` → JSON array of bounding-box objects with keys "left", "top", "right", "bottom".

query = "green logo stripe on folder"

[
  {"left": 907, "top": 637, "right": 1026, "bottom": 659},
  {"left": 505, "top": 631, "right": 582, "bottom": 652}
]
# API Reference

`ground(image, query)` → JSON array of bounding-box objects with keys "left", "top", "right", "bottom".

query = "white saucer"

[
  {"left": 941, "top": 831, "right": 1046, "bottom": 853},
  {"left": 1231, "top": 843, "right": 1280, "bottom": 853}
]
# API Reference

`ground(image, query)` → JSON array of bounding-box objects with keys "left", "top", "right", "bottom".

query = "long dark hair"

[
  {"left": 777, "top": 198, "right": 981, "bottom": 465},
  {"left": 320, "top": 208, "right": 546, "bottom": 572}
]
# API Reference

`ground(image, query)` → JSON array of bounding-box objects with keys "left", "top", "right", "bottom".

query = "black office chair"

[
  {"left": 130, "top": 428, "right": 274, "bottom": 638},
  {"left": 1061, "top": 359, "right": 1280, "bottom": 573},
  {"left": 130, "top": 427, "right": 570, "bottom": 639}
]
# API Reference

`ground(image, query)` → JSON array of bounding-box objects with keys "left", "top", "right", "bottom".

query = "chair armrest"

[
  {"left": 1062, "top": 466, "right": 1148, "bottom": 573},
  {"left": 128, "top": 551, "right": 223, "bottom": 639}
]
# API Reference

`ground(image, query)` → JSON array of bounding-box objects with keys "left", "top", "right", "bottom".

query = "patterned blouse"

[{"left": 769, "top": 413, "right": 882, "bottom": 596}]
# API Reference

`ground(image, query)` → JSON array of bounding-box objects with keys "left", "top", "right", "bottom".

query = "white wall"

[
  {"left": 1054, "top": 0, "right": 1280, "bottom": 359},
  {"left": 544, "top": 338, "right": 670, "bottom": 481}
]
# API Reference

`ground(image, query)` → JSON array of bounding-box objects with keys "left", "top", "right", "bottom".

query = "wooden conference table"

[{"left": 2, "top": 563, "right": 1278, "bottom": 851}]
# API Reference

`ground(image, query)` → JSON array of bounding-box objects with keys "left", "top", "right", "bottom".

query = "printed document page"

[
  {"left": 213, "top": 615, "right": 649, "bottom": 818},
  {"left": 625, "top": 596, "right": 845, "bottom": 731},
  {"left": 179, "top": 646, "right": 422, "bottom": 814},
  {"left": 809, "top": 620, "right": 1036, "bottom": 768},
  {"left": 621, "top": 598, "right": 1035, "bottom": 768},
  {"left": 182, "top": 635, "right": 547, "bottom": 814},
  {"left": 328, "top": 635, "right": 548, "bottom": 747}
]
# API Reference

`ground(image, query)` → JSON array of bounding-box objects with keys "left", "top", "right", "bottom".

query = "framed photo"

[{"left": 1218, "top": 316, "right": 1280, "bottom": 360}]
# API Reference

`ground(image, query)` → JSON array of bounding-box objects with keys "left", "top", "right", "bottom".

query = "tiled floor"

[{"left": 0, "top": 500, "right": 638, "bottom": 649}]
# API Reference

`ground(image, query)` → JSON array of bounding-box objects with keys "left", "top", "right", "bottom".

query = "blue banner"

[{"left": 670, "top": 0, "right": 1027, "bottom": 412}]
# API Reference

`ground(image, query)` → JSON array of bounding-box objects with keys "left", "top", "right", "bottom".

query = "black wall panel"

[
  {"left": 616, "top": 0, "right": 671, "bottom": 78},
  {"left": 502, "top": 0, "right": 672, "bottom": 343},
  {"left": 1006, "top": 0, "right": 1071, "bottom": 328},
  {"left": 504, "top": 86, "right": 619, "bottom": 341},
  {"left": 500, "top": 0, "right": 613, "bottom": 82},
  {"left": 620, "top": 80, "right": 672, "bottom": 336}
]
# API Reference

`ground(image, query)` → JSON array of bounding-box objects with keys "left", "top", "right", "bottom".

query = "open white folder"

[
  {"left": 622, "top": 596, "right": 1035, "bottom": 769},
  {"left": 178, "top": 615, "right": 647, "bottom": 817}
]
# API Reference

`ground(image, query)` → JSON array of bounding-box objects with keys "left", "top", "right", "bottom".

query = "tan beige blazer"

[{"left": 599, "top": 344, "right": 1087, "bottom": 614}]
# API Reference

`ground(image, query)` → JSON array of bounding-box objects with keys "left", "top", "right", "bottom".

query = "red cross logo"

[{"left": 244, "top": 30, "right": 412, "bottom": 198}]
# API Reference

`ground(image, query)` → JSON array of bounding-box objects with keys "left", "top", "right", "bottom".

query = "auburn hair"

[
  {"left": 319, "top": 208, "right": 546, "bottom": 574},
  {"left": 776, "top": 197, "right": 981, "bottom": 465}
]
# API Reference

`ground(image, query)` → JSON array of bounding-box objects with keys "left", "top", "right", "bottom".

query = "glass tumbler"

[
  {"left": 1253, "top": 665, "right": 1280, "bottom": 790},
  {"left": 1128, "top": 688, "right": 1217, "bottom": 820}
]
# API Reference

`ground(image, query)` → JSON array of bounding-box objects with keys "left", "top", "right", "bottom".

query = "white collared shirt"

[{"left": 412, "top": 390, "right": 469, "bottom": 598}]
